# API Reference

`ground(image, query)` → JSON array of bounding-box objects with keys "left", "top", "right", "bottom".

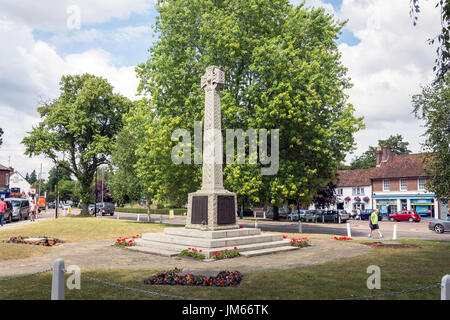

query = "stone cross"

[
  {"left": 185, "top": 66, "right": 238, "bottom": 231},
  {"left": 200, "top": 66, "right": 225, "bottom": 191}
]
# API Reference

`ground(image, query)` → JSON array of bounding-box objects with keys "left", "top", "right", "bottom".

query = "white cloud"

[
  {"left": 0, "top": 0, "right": 154, "bottom": 32},
  {"left": 0, "top": 16, "right": 140, "bottom": 178}
]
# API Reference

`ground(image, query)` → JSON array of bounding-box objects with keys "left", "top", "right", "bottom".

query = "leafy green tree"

[
  {"left": 108, "top": 105, "right": 147, "bottom": 204},
  {"left": 134, "top": 0, "right": 363, "bottom": 207},
  {"left": 28, "top": 170, "right": 37, "bottom": 185},
  {"left": 21, "top": 74, "right": 132, "bottom": 213},
  {"left": 349, "top": 135, "right": 412, "bottom": 170},
  {"left": 46, "top": 162, "right": 72, "bottom": 193},
  {"left": 412, "top": 73, "right": 450, "bottom": 199}
]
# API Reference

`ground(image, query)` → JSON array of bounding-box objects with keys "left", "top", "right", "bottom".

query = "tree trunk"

[{"left": 273, "top": 205, "right": 279, "bottom": 221}]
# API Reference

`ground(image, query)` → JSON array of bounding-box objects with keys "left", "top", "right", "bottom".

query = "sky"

[{"left": 0, "top": 0, "right": 442, "bottom": 180}]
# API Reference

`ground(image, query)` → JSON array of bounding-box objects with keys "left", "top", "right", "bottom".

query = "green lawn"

[
  {"left": 0, "top": 217, "right": 171, "bottom": 261},
  {"left": 1, "top": 239, "right": 448, "bottom": 300}
]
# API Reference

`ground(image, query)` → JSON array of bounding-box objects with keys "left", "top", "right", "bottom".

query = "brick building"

[
  {"left": 0, "top": 163, "right": 14, "bottom": 198},
  {"left": 333, "top": 147, "right": 448, "bottom": 219}
]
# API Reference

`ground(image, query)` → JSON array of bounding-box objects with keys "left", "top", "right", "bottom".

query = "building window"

[
  {"left": 400, "top": 179, "right": 407, "bottom": 191},
  {"left": 383, "top": 180, "right": 390, "bottom": 191},
  {"left": 5, "top": 174, "right": 9, "bottom": 186},
  {"left": 336, "top": 188, "right": 343, "bottom": 196},
  {"left": 418, "top": 178, "right": 426, "bottom": 191},
  {"left": 352, "top": 187, "right": 365, "bottom": 195}
]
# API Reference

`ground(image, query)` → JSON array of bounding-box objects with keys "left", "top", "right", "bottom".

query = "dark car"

[
  {"left": 360, "top": 209, "right": 383, "bottom": 221},
  {"left": 389, "top": 210, "right": 421, "bottom": 223},
  {"left": 94, "top": 202, "right": 115, "bottom": 216},
  {"left": 5, "top": 198, "right": 30, "bottom": 221},
  {"left": 2, "top": 199, "right": 13, "bottom": 223},
  {"left": 428, "top": 215, "right": 450, "bottom": 233},
  {"left": 242, "top": 208, "right": 254, "bottom": 217},
  {"left": 265, "top": 207, "right": 288, "bottom": 219},
  {"left": 47, "top": 202, "right": 56, "bottom": 209}
]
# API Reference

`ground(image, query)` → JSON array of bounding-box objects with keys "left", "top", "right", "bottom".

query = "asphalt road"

[{"left": 2, "top": 208, "right": 448, "bottom": 241}]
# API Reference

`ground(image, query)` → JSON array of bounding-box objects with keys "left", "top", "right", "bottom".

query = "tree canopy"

[
  {"left": 21, "top": 73, "right": 132, "bottom": 213},
  {"left": 348, "top": 134, "right": 412, "bottom": 170},
  {"left": 412, "top": 73, "right": 450, "bottom": 199},
  {"left": 132, "top": 0, "right": 363, "bottom": 207}
]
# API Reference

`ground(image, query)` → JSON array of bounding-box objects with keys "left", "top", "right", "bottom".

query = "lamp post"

[{"left": 55, "top": 162, "right": 59, "bottom": 219}]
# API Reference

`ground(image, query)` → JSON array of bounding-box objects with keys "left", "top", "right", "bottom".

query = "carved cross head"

[{"left": 201, "top": 66, "right": 225, "bottom": 91}]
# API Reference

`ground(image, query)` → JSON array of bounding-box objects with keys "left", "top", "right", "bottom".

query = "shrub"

[
  {"left": 212, "top": 247, "right": 240, "bottom": 260},
  {"left": 290, "top": 237, "right": 312, "bottom": 247}
]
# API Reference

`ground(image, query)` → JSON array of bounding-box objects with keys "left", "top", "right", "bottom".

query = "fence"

[{"left": 1, "top": 259, "right": 449, "bottom": 300}]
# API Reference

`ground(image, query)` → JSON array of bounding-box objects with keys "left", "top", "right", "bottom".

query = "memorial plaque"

[
  {"left": 191, "top": 196, "right": 208, "bottom": 225},
  {"left": 217, "top": 196, "right": 236, "bottom": 225}
]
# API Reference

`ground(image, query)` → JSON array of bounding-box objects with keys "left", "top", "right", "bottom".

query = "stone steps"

[
  {"left": 127, "top": 246, "right": 180, "bottom": 257},
  {"left": 140, "top": 232, "right": 282, "bottom": 248},
  {"left": 240, "top": 246, "right": 299, "bottom": 257}
]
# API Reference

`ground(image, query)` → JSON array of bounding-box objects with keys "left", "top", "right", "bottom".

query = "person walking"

[
  {"left": 0, "top": 197, "right": 6, "bottom": 227},
  {"left": 368, "top": 209, "right": 383, "bottom": 239},
  {"left": 30, "top": 200, "right": 37, "bottom": 222}
]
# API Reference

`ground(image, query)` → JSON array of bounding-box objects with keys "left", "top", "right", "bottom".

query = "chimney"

[
  {"left": 376, "top": 146, "right": 392, "bottom": 167},
  {"left": 376, "top": 147, "right": 383, "bottom": 167}
]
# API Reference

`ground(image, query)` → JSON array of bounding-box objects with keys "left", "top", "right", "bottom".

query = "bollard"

[
  {"left": 160, "top": 214, "right": 163, "bottom": 224},
  {"left": 442, "top": 275, "right": 450, "bottom": 300},
  {"left": 137, "top": 214, "right": 140, "bottom": 222},
  {"left": 117, "top": 212, "right": 120, "bottom": 220},
  {"left": 298, "top": 220, "right": 302, "bottom": 233},
  {"left": 254, "top": 219, "right": 258, "bottom": 229},
  {"left": 346, "top": 223, "right": 352, "bottom": 238},
  {"left": 393, "top": 223, "right": 397, "bottom": 240},
  {"left": 322, "top": 215, "right": 324, "bottom": 223},
  {"left": 338, "top": 215, "right": 341, "bottom": 224},
  {"left": 263, "top": 211, "right": 266, "bottom": 219},
  {"left": 51, "top": 259, "right": 65, "bottom": 300}
]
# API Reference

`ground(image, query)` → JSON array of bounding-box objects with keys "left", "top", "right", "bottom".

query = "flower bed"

[
  {"left": 115, "top": 234, "right": 142, "bottom": 247},
  {"left": 290, "top": 237, "right": 312, "bottom": 247},
  {"left": 5, "top": 236, "right": 63, "bottom": 246},
  {"left": 180, "top": 248, "right": 205, "bottom": 259},
  {"left": 143, "top": 268, "right": 243, "bottom": 287},
  {"left": 333, "top": 236, "right": 353, "bottom": 241},
  {"left": 212, "top": 247, "right": 240, "bottom": 260}
]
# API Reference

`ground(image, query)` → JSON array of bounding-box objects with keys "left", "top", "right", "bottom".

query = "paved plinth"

[{"left": 128, "top": 227, "right": 297, "bottom": 258}]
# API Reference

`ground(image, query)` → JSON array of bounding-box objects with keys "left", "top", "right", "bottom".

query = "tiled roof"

[
  {"left": 372, "top": 153, "right": 427, "bottom": 179},
  {"left": 337, "top": 153, "right": 428, "bottom": 186},
  {"left": 0, "top": 164, "right": 11, "bottom": 171},
  {"left": 337, "top": 168, "right": 376, "bottom": 187}
]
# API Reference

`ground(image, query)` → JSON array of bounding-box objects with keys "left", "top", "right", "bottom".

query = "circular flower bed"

[
  {"left": 5, "top": 236, "right": 63, "bottom": 246},
  {"left": 143, "top": 268, "right": 243, "bottom": 287}
]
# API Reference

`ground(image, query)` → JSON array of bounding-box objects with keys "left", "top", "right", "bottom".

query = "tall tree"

[
  {"left": 349, "top": 134, "right": 412, "bottom": 170},
  {"left": 22, "top": 74, "right": 132, "bottom": 213},
  {"left": 410, "top": 0, "right": 450, "bottom": 78},
  {"left": 412, "top": 73, "right": 450, "bottom": 199},
  {"left": 46, "top": 162, "right": 72, "bottom": 193},
  {"left": 134, "top": 0, "right": 363, "bottom": 207},
  {"left": 29, "top": 170, "right": 37, "bottom": 185}
]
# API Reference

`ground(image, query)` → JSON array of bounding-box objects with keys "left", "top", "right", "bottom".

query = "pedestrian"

[
  {"left": 30, "top": 200, "right": 37, "bottom": 222},
  {"left": 356, "top": 208, "right": 361, "bottom": 220},
  {"left": 0, "top": 197, "right": 6, "bottom": 227},
  {"left": 368, "top": 209, "right": 383, "bottom": 239}
]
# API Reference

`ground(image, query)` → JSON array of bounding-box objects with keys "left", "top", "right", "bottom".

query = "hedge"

[{"left": 115, "top": 207, "right": 187, "bottom": 215}]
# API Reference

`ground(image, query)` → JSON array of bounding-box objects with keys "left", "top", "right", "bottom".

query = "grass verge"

[{"left": 0, "top": 239, "right": 448, "bottom": 300}]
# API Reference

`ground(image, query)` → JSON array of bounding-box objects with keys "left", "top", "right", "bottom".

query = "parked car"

[
  {"left": 428, "top": 215, "right": 450, "bottom": 233},
  {"left": 359, "top": 209, "right": 383, "bottom": 221},
  {"left": 288, "top": 209, "right": 308, "bottom": 221},
  {"left": 47, "top": 202, "right": 56, "bottom": 209},
  {"left": 389, "top": 210, "right": 421, "bottom": 223},
  {"left": 337, "top": 210, "right": 350, "bottom": 223},
  {"left": 300, "top": 210, "right": 319, "bottom": 222},
  {"left": 265, "top": 207, "right": 288, "bottom": 220},
  {"left": 4, "top": 198, "right": 30, "bottom": 221},
  {"left": 317, "top": 210, "right": 337, "bottom": 223},
  {"left": 94, "top": 202, "right": 115, "bottom": 216},
  {"left": 88, "top": 204, "right": 95, "bottom": 214}
]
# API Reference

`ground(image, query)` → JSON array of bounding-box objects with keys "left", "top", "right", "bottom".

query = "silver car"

[
  {"left": 428, "top": 215, "right": 450, "bottom": 234},
  {"left": 5, "top": 198, "right": 30, "bottom": 221}
]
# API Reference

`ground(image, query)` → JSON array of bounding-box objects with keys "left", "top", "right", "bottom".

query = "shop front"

[
  {"left": 375, "top": 199, "right": 397, "bottom": 216},
  {"left": 411, "top": 199, "right": 434, "bottom": 217}
]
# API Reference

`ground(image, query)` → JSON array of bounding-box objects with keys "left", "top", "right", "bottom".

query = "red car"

[{"left": 388, "top": 210, "right": 421, "bottom": 223}]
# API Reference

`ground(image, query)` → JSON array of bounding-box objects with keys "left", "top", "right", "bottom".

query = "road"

[{"left": 2, "top": 208, "right": 448, "bottom": 241}]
